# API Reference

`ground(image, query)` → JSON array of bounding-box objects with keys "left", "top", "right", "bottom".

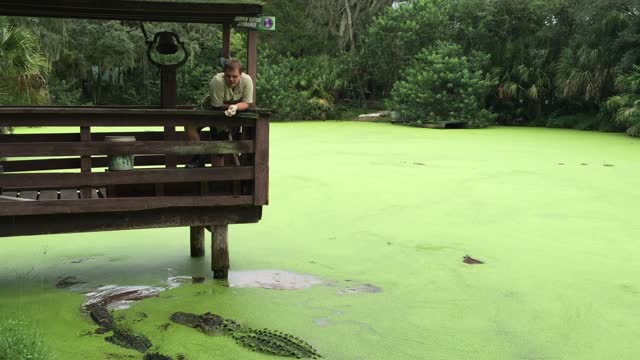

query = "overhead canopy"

[{"left": 0, "top": 0, "right": 264, "bottom": 24}]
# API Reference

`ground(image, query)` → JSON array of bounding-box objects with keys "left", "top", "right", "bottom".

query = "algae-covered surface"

[{"left": 2, "top": 123, "right": 640, "bottom": 359}]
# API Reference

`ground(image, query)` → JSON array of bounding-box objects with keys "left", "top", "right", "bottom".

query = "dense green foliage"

[
  {"left": 2, "top": 0, "right": 640, "bottom": 135},
  {"left": 388, "top": 42, "right": 496, "bottom": 127},
  {"left": 258, "top": 51, "right": 347, "bottom": 119},
  {"left": 0, "top": 17, "right": 48, "bottom": 106},
  {"left": 605, "top": 66, "right": 640, "bottom": 136}
]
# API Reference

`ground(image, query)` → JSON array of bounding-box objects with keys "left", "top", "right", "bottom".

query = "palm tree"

[
  {"left": 501, "top": 49, "right": 553, "bottom": 117},
  {"left": 604, "top": 65, "right": 640, "bottom": 136},
  {"left": 0, "top": 16, "right": 48, "bottom": 108},
  {"left": 554, "top": 11, "right": 629, "bottom": 104},
  {"left": 554, "top": 46, "right": 616, "bottom": 103}
]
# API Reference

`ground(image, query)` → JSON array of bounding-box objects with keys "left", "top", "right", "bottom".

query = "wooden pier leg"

[
  {"left": 190, "top": 226, "right": 205, "bottom": 257},
  {"left": 211, "top": 224, "right": 229, "bottom": 279}
]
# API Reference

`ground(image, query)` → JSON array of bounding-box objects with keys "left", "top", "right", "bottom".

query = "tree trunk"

[{"left": 344, "top": 0, "right": 355, "bottom": 51}]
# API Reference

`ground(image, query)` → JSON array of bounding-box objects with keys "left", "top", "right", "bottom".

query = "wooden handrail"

[
  {"left": 1, "top": 155, "right": 196, "bottom": 173},
  {"left": 0, "top": 130, "right": 256, "bottom": 143},
  {"left": 0, "top": 107, "right": 262, "bottom": 127},
  {"left": 0, "top": 167, "right": 254, "bottom": 189},
  {"left": 0, "top": 195, "right": 255, "bottom": 216},
  {"left": 0, "top": 108, "right": 270, "bottom": 212},
  {"left": 0, "top": 140, "right": 254, "bottom": 157}
]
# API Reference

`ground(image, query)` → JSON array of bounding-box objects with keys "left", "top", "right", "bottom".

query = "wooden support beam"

[
  {"left": 0, "top": 107, "right": 259, "bottom": 127},
  {"left": 0, "top": 140, "right": 254, "bottom": 157},
  {"left": 222, "top": 23, "right": 231, "bottom": 58},
  {"left": 190, "top": 226, "right": 205, "bottom": 257},
  {"left": 254, "top": 116, "right": 269, "bottom": 205},
  {"left": 210, "top": 128, "right": 226, "bottom": 167},
  {"left": 161, "top": 67, "right": 178, "bottom": 168},
  {"left": 80, "top": 126, "right": 93, "bottom": 199},
  {"left": 0, "top": 195, "right": 253, "bottom": 216},
  {"left": 0, "top": 131, "right": 222, "bottom": 143},
  {"left": 211, "top": 224, "right": 229, "bottom": 279},
  {"left": 0, "top": 2, "right": 264, "bottom": 24},
  {"left": 0, "top": 206, "right": 262, "bottom": 237},
  {"left": 247, "top": 30, "right": 257, "bottom": 107},
  {"left": 0, "top": 167, "right": 254, "bottom": 189}
]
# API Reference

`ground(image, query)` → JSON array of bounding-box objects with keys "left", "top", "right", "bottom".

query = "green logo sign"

[{"left": 234, "top": 16, "right": 276, "bottom": 31}]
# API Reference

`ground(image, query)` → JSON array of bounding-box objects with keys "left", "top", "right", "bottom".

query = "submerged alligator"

[
  {"left": 80, "top": 279, "right": 322, "bottom": 359},
  {"left": 170, "top": 311, "right": 321, "bottom": 358},
  {"left": 88, "top": 303, "right": 154, "bottom": 353},
  {"left": 86, "top": 304, "right": 321, "bottom": 359}
]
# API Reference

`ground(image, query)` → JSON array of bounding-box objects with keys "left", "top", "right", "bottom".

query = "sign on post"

[{"left": 234, "top": 16, "right": 276, "bottom": 31}]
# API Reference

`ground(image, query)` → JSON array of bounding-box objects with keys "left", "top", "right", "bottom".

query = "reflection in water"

[
  {"left": 227, "top": 270, "right": 324, "bottom": 290},
  {"left": 336, "top": 284, "right": 382, "bottom": 295},
  {"left": 83, "top": 285, "right": 165, "bottom": 310}
]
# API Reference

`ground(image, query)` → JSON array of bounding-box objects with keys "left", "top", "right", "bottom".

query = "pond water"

[{"left": 1, "top": 122, "right": 640, "bottom": 359}]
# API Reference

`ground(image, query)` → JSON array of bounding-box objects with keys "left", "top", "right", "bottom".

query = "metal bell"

[{"left": 155, "top": 32, "right": 179, "bottom": 55}]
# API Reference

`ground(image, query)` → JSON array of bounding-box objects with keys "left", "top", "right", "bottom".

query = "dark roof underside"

[{"left": 0, "top": 1, "right": 263, "bottom": 24}]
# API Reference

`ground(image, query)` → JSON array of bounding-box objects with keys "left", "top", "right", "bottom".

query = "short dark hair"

[{"left": 224, "top": 59, "right": 243, "bottom": 73}]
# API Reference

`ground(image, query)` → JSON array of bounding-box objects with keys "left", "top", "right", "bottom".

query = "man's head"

[{"left": 223, "top": 59, "right": 243, "bottom": 88}]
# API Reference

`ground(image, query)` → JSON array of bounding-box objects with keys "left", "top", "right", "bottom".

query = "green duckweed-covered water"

[{"left": 1, "top": 123, "right": 640, "bottom": 359}]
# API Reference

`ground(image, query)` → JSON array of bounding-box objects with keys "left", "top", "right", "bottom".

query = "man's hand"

[{"left": 224, "top": 104, "right": 238, "bottom": 117}]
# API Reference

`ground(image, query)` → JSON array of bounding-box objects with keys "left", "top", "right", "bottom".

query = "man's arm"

[
  {"left": 213, "top": 102, "right": 249, "bottom": 111},
  {"left": 229, "top": 102, "right": 250, "bottom": 111}
]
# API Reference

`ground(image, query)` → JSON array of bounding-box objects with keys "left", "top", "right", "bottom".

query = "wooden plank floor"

[{"left": 0, "top": 188, "right": 106, "bottom": 200}]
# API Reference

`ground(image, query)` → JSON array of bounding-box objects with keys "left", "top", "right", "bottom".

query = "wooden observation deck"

[{"left": 0, "top": 0, "right": 268, "bottom": 278}]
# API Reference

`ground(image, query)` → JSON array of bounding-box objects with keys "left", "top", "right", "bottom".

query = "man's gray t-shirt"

[{"left": 207, "top": 72, "right": 254, "bottom": 108}]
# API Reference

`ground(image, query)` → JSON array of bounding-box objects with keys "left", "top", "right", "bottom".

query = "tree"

[
  {"left": 554, "top": 4, "right": 631, "bottom": 104},
  {"left": 387, "top": 42, "right": 496, "bottom": 127},
  {"left": 261, "top": 0, "right": 332, "bottom": 56},
  {"left": 359, "top": 0, "right": 450, "bottom": 98},
  {"left": 0, "top": 17, "right": 48, "bottom": 106},
  {"left": 306, "top": 0, "right": 394, "bottom": 51},
  {"left": 500, "top": 48, "right": 554, "bottom": 118}
]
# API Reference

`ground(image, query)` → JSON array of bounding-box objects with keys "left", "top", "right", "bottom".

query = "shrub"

[{"left": 386, "top": 42, "right": 496, "bottom": 128}]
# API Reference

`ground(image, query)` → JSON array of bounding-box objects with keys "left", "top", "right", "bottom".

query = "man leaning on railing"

[{"left": 184, "top": 59, "right": 254, "bottom": 168}]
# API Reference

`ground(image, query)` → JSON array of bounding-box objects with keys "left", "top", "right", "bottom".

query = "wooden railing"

[{"left": 0, "top": 107, "right": 270, "bottom": 217}]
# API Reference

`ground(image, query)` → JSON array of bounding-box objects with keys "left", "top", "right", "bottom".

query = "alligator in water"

[{"left": 170, "top": 311, "right": 321, "bottom": 358}]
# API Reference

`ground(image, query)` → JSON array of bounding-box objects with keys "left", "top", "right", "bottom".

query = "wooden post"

[
  {"left": 210, "top": 127, "right": 225, "bottom": 167},
  {"left": 161, "top": 67, "right": 177, "bottom": 168},
  {"left": 247, "top": 30, "right": 257, "bottom": 108},
  {"left": 80, "top": 126, "right": 93, "bottom": 199},
  {"left": 209, "top": 24, "right": 232, "bottom": 168},
  {"left": 222, "top": 23, "right": 231, "bottom": 59},
  {"left": 161, "top": 66, "right": 192, "bottom": 253},
  {"left": 190, "top": 226, "right": 205, "bottom": 257},
  {"left": 254, "top": 114, "right": 269, "bottom": 205},
  {"left": 211, "top": 224, "right": 229, "bottom": 279}
]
